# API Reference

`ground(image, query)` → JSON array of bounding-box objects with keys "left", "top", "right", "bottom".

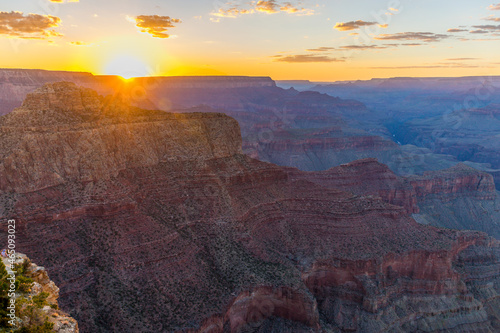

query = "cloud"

[
  {"left": 256, "top": 0, "right": 313, "bottom": 15},
  {"left": 483, "top": 15, "right": 500, "bottom": 22},
  {"left": 49, "top": 0, "right": 79, "bottom": 2},
  {"left": 212, "top": 7, "right": 254, "bottom": 18},
  {"left": 273, "top": 54, "right": 345, "bottom": 63},
  {"left": 0, "top": 11, "right": 62, "bottom": 39},
  {"left": 305, "top": 43, "right": 419, "bottom": 53},
  {"left": 69, "top": 41, "right": 89, "bottom": 46},
  {"left": 305, "top": 45, "right": 390, "bottom": 52},
  {"left": 131, "top": 15, "right": 181, "bottom": 38},
  {"left": 446, "top": 58, "right": 477, "bottom": 61},
  {"left": 472, "top": 24, "right": 500, "bottom": 31},
  {"left": 256, "top": 0, "right": 280, "bottom": 13},
  {"left": 374, "top": 32, "right": 449, "bottom": 42},
  {"left": 370, "top": 64, "right": 484, "bottom": 69},
  {"left": 212, "top": 1, "right": 314, "bottom": 18},
  {"left": 340, "top": 44, "right": 390, "bottom": 50},
  {"left": 447, "top": 28, "right": 467, "bottom": 32},
  {"left": 305, "top": 47, "right": 336, "bottom": 52},
  {"left": 378, "top": 24, "right": 388, "bottom": 28},
  {"left": 334, "top": 20, "right": 378, "bottom": 31},
  {"left": 279, "top": 2, "right": 314, "bottom": 15},
  {"left": 489, "top": 3, "right": 500, "bottom": 10},
  {"left": 470, "top": 29, "right": 490, "bottom": 34}
]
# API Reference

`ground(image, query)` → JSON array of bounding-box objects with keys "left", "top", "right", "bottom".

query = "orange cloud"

[
  {"left": 70, "top": 41, "right": 89, "bottom": 46},
  {"left": 212, "top": 1, "right": 313, "bottom": 18},
  {"left": 256, "top": 0, "right": 280, "bottom": 13},
  {"left": 334, "top": 20, "right": 378, "bottom": 31},
  {"left": 0, "top": 11, "right": 62, "bottom": 39},
  {"left": 279, "top": 2, "right": 314, "bottom": 15},
  {"left": 483, "top": 16, "right": 500, "bottom": 22},
  {"left": 132, "top": 15, "right": 181, "bottom": 38},
  {"left": 212, "top": 8, "right": 254, "bottom": 18},
  {"left": 489, "top": 3, "right": 500, "bottom": 10},
  {"left": 49, "top": 0, "right": 79, "bottom": 2}
]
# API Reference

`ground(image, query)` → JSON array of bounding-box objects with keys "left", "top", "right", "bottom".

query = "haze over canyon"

[{"left": 0, "top": 70, "right": 499, "bottom": 332}]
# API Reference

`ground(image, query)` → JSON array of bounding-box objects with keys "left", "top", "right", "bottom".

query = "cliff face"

[
  {"left": 408, "top": 163, "right": 497, "bottom": 201},
  {"left": 247, "top": 133, "right": 400, "bottom": 172},
  {"left": 0, "top": 69, "right": 276, "bottom": 116},
  {"left": 0, "top": 82, "right": 241, "bottom": 193},
  {"left": 0, "top": 83, "right": 499, "bottom": 332},
  {"left": 1, "top": 252, "right": 79, "bottom": 332},
  {"left": 293, "top": 159, "right": 500, "bottom": 239},
  {"left": 290, "top": 158, "right": 419, "bottom": 214},
  {"left": 0, "top": 69, "right": 96, "bottom": 115},
  {"left": 0, "top": 69, "right": 389, "bottom": 175},
  {"left": 408, "top": 164, "right": 500, "bottom": 239},
  {"left": 392, "top": 106, "right": 500, "bottom": 187}
]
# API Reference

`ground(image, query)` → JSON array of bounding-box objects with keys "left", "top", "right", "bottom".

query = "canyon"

[
  {"left": 0, "top": 82, "right": 499, "bottom": 332},
  {"left": 1, "top": 69, "right": 499, "bottom": 236},
  {"left": 301, "top": 76, "right": 500, "bottom": 188}
]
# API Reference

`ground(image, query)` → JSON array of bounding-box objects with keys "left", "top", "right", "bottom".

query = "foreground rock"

[
  {"left": 1, "top": 252, "right": 79, "bottom": 332},
  {"left": 0, "top": 83, "right": 499, "bottom": 332}
]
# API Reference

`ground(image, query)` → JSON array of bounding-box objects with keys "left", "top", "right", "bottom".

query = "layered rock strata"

[{"left": 0, "top": 83, "right": 499, "bottom": 332}]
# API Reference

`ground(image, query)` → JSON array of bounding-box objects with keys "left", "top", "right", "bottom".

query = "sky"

[{"left": 1, "top": 0, "right": 500, "bottom": 81}]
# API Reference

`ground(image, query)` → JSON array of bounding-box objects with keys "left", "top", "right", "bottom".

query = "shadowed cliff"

[{"left": 0, "top": 83, "right": 499, "bottom": 332}]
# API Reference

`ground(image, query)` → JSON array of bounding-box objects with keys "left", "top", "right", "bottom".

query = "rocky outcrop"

[
  {"left": 0, "top": 83, "right": 499, "bottom": 332},
  {"left": 408, "top": 163, "right": 497, "bottom": 201},
  {"left": 408, "top": 164, "right": 500, "bottom": 239},
  {"left": 293, "top": 160, "right": 500, "bottom": 239},
  {"left": 246, "top": 132, "right": 400, "bottom": 172},
  {"left": 0, "top": 69, "right": 403, "bottom": 176},
  {"left": 0, "top": 82, "right": 241, "bottom": 193},
  {"left": 0, "top": 69, "right": 276, "bottom": 116},
  {"left": 2, "top": 252, "right": 79, "bottom": 332},
  {"left": 0, "top": 69, "right": 96, "bottom": 115},
  {"left": 290, "top": 158, "right": 419, "bottom": 214}
]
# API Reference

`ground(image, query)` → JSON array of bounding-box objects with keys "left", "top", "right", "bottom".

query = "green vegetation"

[{"left": 0, "top": 259, "right": 55, "bottom": 333}]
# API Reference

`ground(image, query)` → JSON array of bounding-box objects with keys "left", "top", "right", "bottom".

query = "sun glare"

[{"left": 104, "top": 55, "right": 150, "bottom": 79}]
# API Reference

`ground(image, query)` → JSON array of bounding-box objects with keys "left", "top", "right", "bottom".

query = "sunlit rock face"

[{"left": 1, "top": 83, "right": 499, "bottom": 332}]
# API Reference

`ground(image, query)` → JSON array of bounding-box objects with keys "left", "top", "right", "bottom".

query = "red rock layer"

[
  {"left": 1, "top": 83, "right": 499, "bottom": 332},
  {"left": 408, "top": 163, "right": 497, "bottom": 201},
  {"left": 289, "top": 158, "right": 419, "bottom": 214}
]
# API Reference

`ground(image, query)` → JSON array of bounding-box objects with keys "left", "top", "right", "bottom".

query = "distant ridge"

[{"left": 0, "top": 68, "right": 277, "bottom": 114}]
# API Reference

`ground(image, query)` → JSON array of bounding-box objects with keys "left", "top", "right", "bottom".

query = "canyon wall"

[
  {"left": 408, "top": 164, "right": 500, "bottom": 239},
  {"left": 293, "top": 159, "right": 500, "bottom": 239},
  {"left": 0, "top": 83, "right": 499, "bottom": 332}
]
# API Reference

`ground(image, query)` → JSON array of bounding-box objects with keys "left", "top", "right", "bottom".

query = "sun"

[{"left": 104, "top": 55, "right": 150, "bottom": 79}]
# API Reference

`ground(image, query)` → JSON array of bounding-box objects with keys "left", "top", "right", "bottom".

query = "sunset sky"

[{"left": 1, "top": 0, "right": 500, "bottom": 81}]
